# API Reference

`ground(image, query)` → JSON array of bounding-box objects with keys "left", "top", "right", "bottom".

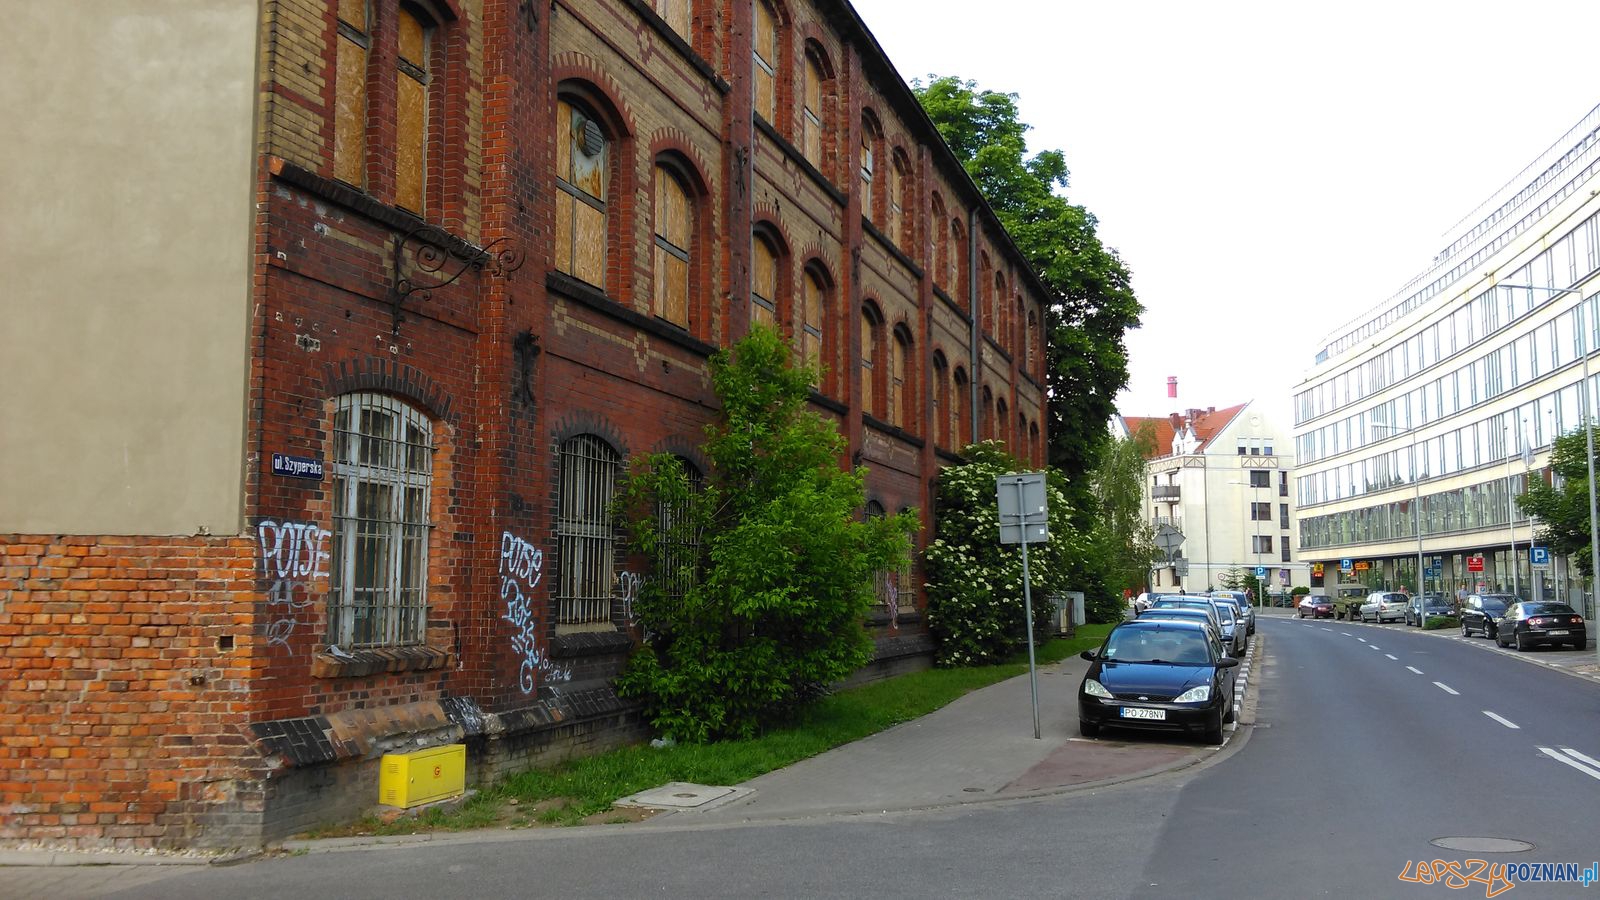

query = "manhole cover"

[
  {"left": 616, "top": 782, "right": 747, "bottom": 810},
  {"left": 1430, "top": 837, "right": 1535, "bottom": 853}
]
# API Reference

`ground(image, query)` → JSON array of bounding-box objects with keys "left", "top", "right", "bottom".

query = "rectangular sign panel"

[
  {"left": 996, "top": 472, "right": 1049, "bottom": 545},
  {"left": 271, "top": 453, "right": 324, "bottom": 480},
  {"left": 1468, "top": 556, "right": 1484, "bottom": 572}
]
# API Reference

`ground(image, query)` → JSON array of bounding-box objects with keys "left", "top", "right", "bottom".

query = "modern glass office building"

[{"left": 1292, "top": 103, "right": 1600, "bottom": 608}]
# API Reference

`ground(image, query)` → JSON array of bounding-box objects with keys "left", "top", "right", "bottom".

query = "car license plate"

[
  {"left": 1120, "top": 707, "right": 1165, "bottom": 721},
  {"left": 1548, "top": 630, "right": 1569, "bottom": 636}
]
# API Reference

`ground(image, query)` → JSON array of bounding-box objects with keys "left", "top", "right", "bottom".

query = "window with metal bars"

[
  {"left": 556, "top": 434, "right": 621, "bottom": 624},
  {"left": 653, "top": 459, "right": 703, "bottom": 605},
  {"left": 866, "top": 501, "right": 913, "bottom": 615},
  {"left": 329, "top": 393, "right": 432, "bottom": 647}
]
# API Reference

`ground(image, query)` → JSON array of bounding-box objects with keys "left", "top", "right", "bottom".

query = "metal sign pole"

[{"left": 1016, "top": 477, "right": 1040, "bottom": 740}]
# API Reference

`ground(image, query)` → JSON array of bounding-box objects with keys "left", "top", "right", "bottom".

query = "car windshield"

[
  {"left": 1102, "top": 628, "right": 1214, "bottom": 665},
  {"left": 1479, "top": 599, "right": 1509, "bottom": 614},
  {"left": 1524, "top": 603, "right": 1575, "bottom": 616},
  {"left": 1144, "top": 611, "right": 1207, "bottom": 621}
]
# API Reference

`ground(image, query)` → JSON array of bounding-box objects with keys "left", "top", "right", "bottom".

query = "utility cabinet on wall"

[{"left": 379, "top": 744, "right": 466, "bottom": 809}]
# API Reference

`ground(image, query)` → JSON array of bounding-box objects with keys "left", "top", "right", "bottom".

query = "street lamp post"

[
  {"left": 1497, "top": 283, "right": 1600, "bottom": 666},
  {"left": 1373, "top": 423, "right": 1425, "bottom": 624}
]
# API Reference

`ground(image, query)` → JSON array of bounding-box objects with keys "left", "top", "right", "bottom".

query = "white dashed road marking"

[
  {"left": 1341, "top": 632, "right": 1352, "bottom": 637},
  {"left": 1482, "top": 711, "right": 1519, "bottom": 729},
  {"left": 1369, "top": 645, "right": 1380, "bottom": 650},
  {"left": 1540, "top": 748, "right": 1600, "bottom": 781},
  {"left": 1407, "top": 666, "right": 1424, "bottom": 675},
  {"left": 1385, "top": 654, "right": 1398, "bottom": 660},
  {"left": 1434, "top": 682, "right": 1459, "bottom": 695}
]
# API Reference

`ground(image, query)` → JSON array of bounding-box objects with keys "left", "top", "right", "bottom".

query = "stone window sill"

[{"left": 311, "top": 644, "right": 452, "bottom": 678}]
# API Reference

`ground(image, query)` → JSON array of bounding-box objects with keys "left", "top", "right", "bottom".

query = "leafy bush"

[
  {"left": 1290, "top": 586, "right": 1311, "bottom": 598},
  {"left": 1424, "top": 616, "right": 1460, "bottom": 630},
  {"left": 614, "top": 325, "right": 915, "bottom": 742},
  {"left": 923, "top": 442, "right": 1097, "bottom": 666}
]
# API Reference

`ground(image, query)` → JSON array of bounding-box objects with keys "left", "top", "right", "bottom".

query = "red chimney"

[{"left": 1167, "top": 376, "right": 1178, "bottom": 399}]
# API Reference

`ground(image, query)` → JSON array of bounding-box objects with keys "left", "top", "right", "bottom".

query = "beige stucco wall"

[{"left": 0, "top": 1, "right": 259, "bottom": 534}]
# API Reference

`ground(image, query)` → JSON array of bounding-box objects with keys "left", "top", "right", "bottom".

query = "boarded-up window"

[
  {"left": 953, "top": 367, "right": 968, "bottom": 446},
  {"left": 654, "top": 0, "right": 691, "bottom": 37},
  {"left": 802, "top": 53, "right": 824, "bottom": 165},
  {"left": 1027, "top": 309, "right": 1039, "bottom": 372},
  {"left": 334, "top": 0, "right": 370, "bottom": 187},
  {"left": 949, "top": 220, "right": 963, "bottom": 294},
  {"left": 801, "top": 270, "right": 824, "bottom": 385},
  {"left": 653, "top": 165, "right": 692, "bottom": 327},
  {"left": 887, "top": 152, "right": 906, "bottom": 247},
  {"left": 395, "top": 5, "right": 430, "bottom": 213},
  {"left": 752, "top": 233, "right": 778, "bottom": 327},
  {"left": 932, "top": 354, "right": 948, "bottom": 447},
  {"left": 861, "top": 308, "right": 878, "bottom": 417},
  {"left": 890, "top": 330, "right": 908, "bottom": 428},
  {"left": 556, "top": 98, "right": 608, "bottom": 289},
  {"left": 753, "top": 0, "right": 778, "bottom": 123}
]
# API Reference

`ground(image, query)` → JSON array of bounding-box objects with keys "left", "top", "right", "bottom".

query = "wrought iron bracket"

[{"left": 389, "top": 227, "right": 525, "bottom": 334}]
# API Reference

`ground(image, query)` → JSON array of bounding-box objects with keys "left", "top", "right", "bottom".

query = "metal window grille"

[
  {"left": 556, "top": 434, "right": 620, "bottom": 624},
  {"left": 329, "top": 393, "right": 431, "bottom": 648},
  {"left": 653, "top": 460, "right": 703, "bottom": 605}
]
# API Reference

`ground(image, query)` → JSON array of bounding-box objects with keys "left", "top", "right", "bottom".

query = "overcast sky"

[{"left": 849, "top": 0, "right": 1600, "bottom": 431}]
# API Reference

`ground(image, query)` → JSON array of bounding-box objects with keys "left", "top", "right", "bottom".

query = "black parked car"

[
  {"left": 1078, "top": 619, "right": 1239, "bottom": 744},
  {"left": 1405, "top": 593, "right": 1455, "bottom": 627},
  {"left": 1494, "top": 601, "right": 1587, "bottom": 651},
  {"left": 1460, "top": 594, "right": 1515, "bottom": 639}
]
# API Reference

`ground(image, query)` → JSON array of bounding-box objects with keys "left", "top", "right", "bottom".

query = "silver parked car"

[{"left": 1359, "top": 591, "right": 1409, "bottom": 624}]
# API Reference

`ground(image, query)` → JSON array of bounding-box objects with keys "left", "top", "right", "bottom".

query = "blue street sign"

[
  {"left": 1531, "top": 546, "right": 1550, "bottom": 565},
  {"left": 1255, "top": 566, "right": 1267, "bottom": 578},
  {"left": 1340, "top": 558, "right": 1352, "bottom": 572}
]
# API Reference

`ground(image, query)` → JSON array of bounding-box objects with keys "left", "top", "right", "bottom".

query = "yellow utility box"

[{"left": 379, "top": 744, "right": 466, "bottom": 808}]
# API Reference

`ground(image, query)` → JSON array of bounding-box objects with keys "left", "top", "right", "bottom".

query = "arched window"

[
  {"left": 952, "top": 366, "right": 970, "bottom": 447},
  {"left": 931, "top": 351, "right": 949, "bottom": 447},
  {"left": 992, "top": 272, "right": 1006, "bottom": 342},
  {"left": 653, "top": 163, "right": 693, "bottom": 328},
  {"left": 556, "top": 95, "right": 610, "bottom": 289},
  {"left": 801, "top": 267, "right": 825, "bottom": 386},
  {"left": 978, "top": 252, "right": 992, "bottom": 328},
  {"left": 865, "top": 500, "right": 905, "bottom": 616},
  {"left": 333, "top": 0, "right": 371, "bottom": 187},
  {"left": 1030, "top": 420, "right": 1041, "bottom": 464},
  {"left": 930, "top": 193, "right": 948, "bottom": 291},
  {"left": 980, "top": 386, "right": 994, "bottom": 441},
  {"left": 996, "top": 397, "right": 1009, "bottom": 447},
  {"left": 556, "top": 434, "right": 621, "bottom": 624},
  {"left": 653, "top": 0, "right": 691, "bottom": 37},
  {"left": 859, "top": 114, "right": 879, "bottom": 223},
  {"left": 887, "top": 148, "right": 909, "bottom": 247},
  {"left": 890, "top": 326, "right": 911, "bottom": 429},
  {"left": 329, "top": 392, "right": 432, "bottom": 648},
  {"left": 802, "top": 47, "right": 827, "bottom": 166},
  {"left": 1017, "top": 411, "right": 1027, "bottom": 457},
  {"left": 753, "top": 0, "right": 780, "bottom": 123},
  {"left": 654, "top": 457, "right": 703, "bottom": 605},
  {"left": 1026, "top": 308, "right": 1039, "bottom": 373},
  {"left": 752, "top": 230, "right": 781, "bottom": 328},
  {"left": 861, "top": 304, "right": 883, "bottom": 418},
  {"left": 950, "top": 219, "right": 966, "bottom": 297}
]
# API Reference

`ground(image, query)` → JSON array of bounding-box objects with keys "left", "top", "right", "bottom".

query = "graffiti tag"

[
  {"left": 499, "top": 532, "right": 571, "bottom": 692},
  {"left": 257, "top": 520, "right": 331, "bottom": 651}
]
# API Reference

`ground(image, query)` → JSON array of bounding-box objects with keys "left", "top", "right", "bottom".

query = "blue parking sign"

[
  {"left": 1531, "top": 546, "right": 1550, "bottom": 566},
  {"left": 1255, "top": 566, "right": 1267, "bottom": 578},
  {"left": 1340, "top": 558, "right": 1352, "bottom": 572}
]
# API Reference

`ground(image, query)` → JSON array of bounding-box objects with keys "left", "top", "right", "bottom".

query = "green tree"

[
  {"left": 1089, "top": 422, "right": 1158, "bottom": 597},
  {"left": 913, "top": 76, "right": 1143, "bottom": 488},
  {"left": 614, "top": 324, "right": 916, "bottom": 742},
  {"left": 1518, "top": 427, "right": 1599, "bottom": 576},
  {"left": 924, "top": 442, "right": 1111, "bottom": 667}
]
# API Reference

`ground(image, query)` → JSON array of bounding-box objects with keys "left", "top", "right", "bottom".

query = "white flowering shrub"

[{"left": 924, "top": 442, "right": 1093, "bottom": 666}]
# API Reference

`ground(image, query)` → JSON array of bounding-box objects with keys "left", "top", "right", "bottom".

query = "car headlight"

[
  {"left": 1173, "top": 685, "right": 1211, "bottom": 703},
  {"left": 1082, "top": 679, "right": 1113, "bottom": 698}
]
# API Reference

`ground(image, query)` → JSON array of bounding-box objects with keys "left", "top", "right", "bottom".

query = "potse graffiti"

[
  {"left": 257, "top": 520, "right": 331, "bottom": 651},
  {"left": 500, "top": 532, "right": 571, "bottom": 692},
  {"left": 617, "top": 571, "right": 642, "bottom": 626}
]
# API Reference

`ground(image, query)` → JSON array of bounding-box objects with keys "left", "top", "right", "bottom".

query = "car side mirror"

[
  {"left": 1216, "top": 657, "right": 1240, "bottom": 668},
  {"left": 1079, "top": 650, "right": 1098, "bottom": 661}
]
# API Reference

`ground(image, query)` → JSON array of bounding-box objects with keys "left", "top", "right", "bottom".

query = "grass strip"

[{"left": 319, "top": 623, "right": 1114, "bottom": 835}]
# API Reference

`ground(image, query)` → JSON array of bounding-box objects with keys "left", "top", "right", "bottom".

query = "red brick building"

[{"left": 0, "top": 0, "right": 1047, "bottom": 848}]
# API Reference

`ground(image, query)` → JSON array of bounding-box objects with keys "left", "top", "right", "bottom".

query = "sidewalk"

[{"left": 653, "top": 633, "right": 1259, "bottom": 824}]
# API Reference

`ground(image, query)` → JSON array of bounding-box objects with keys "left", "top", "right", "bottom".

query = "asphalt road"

[{"left": 20, "top": 613, "right": 1600, "bottom": 899}]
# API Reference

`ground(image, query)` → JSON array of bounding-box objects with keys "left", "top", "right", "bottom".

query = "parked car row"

[
  {"left": 1082, "top": 592, "right": 1254, "bottom": 744},
  {"left": 1460, "top": 596, "right": 1588, "bottom": 650},
  {"left": 1297, "top": 590, "right": 1459, "bottom": 627}
]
